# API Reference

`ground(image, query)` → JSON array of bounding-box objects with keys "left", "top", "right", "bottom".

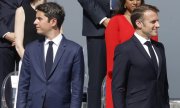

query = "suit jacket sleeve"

[
  {"left": 78, "top": 0, "right": 107, "bottom": 25},
  {"left": 0, "top": 3, "right": 13, "bottom": 37},
  {"left": 160, "top": 43, "right": 170, "bottom": 108},
  {"left": 16, "top": 46, "right": 31, "bottom": 108},
  {"left": 112, "top": 45, "right": 130, "bottom": 108},
  {"left": 0, "top": 0, "right": 25, "bottom": 37},
  {"left": 0, "top": 19, "right": 9, "bottom": 38},
  {"left": 70, "top": 46, "right": 84, "bottom": 108}
]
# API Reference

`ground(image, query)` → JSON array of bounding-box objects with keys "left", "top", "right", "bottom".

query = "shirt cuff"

[
  {"left": 99, "top": 17, "right": 107, "bottom": 25},
  {"left": 3, "top": 32, "right": 10, "bottom": 38}
]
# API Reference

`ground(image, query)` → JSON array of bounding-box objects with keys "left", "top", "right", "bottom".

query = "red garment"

[{"left": 105, "top": 15, "right": 158, "bottom": 108}]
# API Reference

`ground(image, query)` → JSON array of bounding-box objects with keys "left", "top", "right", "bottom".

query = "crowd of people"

[{"left": 0, "top": 0, "right": 170, "bottom": 108}]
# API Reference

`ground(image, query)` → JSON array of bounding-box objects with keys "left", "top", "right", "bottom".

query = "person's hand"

[
  {"left": 4, "top": 32, "right": 15, "bottom": 43},
  {"left": 103, "top": 18, "right": 110, "bottom": 27},
  {"left": 11, "top": 42, "right": 16, "bottom": 46}
]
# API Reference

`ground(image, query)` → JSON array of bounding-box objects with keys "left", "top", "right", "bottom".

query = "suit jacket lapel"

[
  {"left": 132, "top": 36, "right": 157, "bottom": 75},
  {"left": 36, "top": 38, "right": 46, "bottom": 79},
  {"left": 47, "top": 36, "right": 66, "bottom": 79},
  {"left": 151, "top": 40, "right": 162, "bottom": 78}
]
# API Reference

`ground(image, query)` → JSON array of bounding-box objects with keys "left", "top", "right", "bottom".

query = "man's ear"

[
  {"left": 135, "top": 20, "right": 143, "bottom": 29},
  {"left": 50, "top": 18, "right": 58, "bottom": 28}
]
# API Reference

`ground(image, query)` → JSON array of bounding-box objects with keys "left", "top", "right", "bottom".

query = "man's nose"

[
  {"left": 34, "top": 19, "right": 38, "bottom": 25},
  {"left": 156, "top": 21, "right": 160, "bottom": 28}
]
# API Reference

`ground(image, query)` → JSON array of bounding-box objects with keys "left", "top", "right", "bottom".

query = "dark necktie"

[
  {"left": 45, "top": 41, "right": 54, "bottom": 77},
  {"left": 145, "top": 41, "right": 158, "bottom": 71}
]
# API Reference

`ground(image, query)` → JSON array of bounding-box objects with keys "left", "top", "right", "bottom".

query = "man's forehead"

[
  {"left": 144, "top": 10, "right": 157, "bottom": 16},
  {"left": 36, "top": 10, "right": 45, "bottom": 16}
]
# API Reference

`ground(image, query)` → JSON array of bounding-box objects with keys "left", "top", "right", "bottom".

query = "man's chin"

[
  {"left": 151, "top": 32, "right": 158, "bottom": 36},
  {"left": 151, "top": 35, "right": 157, "bottom": 37},
  {"left": 37, "top": 31, "right": 43, "bottom": 35}
]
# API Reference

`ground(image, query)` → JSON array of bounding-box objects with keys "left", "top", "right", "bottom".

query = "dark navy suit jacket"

[
  {"left": 0, "top": 0, "right": 28, "bottom": 47},
  {"left": 17, "top": 36, "right": 84, "bottom": 108},
  {"left": 78, "top": 0, "right": 110, "bottom": 36},
  {"left": 112, "top": 36, "right": 170, "bottom": 108}
]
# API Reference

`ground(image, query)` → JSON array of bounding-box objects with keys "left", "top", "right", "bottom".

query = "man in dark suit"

[
  {"left": 0, "top": 0, "right": 28, "bottom": 107},
  {"left": 77, "top": 0, "right": 111, "bottom": 107},
  {"left": 112, "top": 4, "right": 170, "bottom": 108},
  {"left": 16, "top": 2, "right": 84, "bottom": 108}
]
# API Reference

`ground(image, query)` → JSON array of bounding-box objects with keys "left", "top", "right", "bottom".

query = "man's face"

[
  {"left": 34, "top": 10, "right": 52, "bottom": 35},
  {"left": 140, "top": 10, "right": 160, "bottom": 38},
  {"left": 125, "top": 0, "right": 142, "bottom": 12}
]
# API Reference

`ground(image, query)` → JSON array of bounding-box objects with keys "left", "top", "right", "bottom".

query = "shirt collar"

[
  {"left": 45, "top": 33, "right": 63, "bottom": 46},
  {"left": 134, "top": 32, "right": 151, "bottom": 45}
]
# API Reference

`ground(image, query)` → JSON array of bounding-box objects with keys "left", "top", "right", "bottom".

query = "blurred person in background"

[
  {"left": 0, "top": 0, "right": 28, "bottom": 107},
  {"left": 77, "top": 0, "right": 111, "bottom": 107},
  {"left": 15, "top": 0, "right": 46, "bottom": 59}
]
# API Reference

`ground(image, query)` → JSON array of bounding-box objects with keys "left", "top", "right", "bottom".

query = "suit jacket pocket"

[{"left": 127, "top": 86, "right": 147, "bottom": 104}]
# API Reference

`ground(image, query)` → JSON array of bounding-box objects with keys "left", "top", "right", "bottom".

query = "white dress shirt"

[
  {"left": 44, "top": 33, "right": 62, "bottom": 62},
  {"left": 134, "top": 32, "right": 159, "bottom": 66}
]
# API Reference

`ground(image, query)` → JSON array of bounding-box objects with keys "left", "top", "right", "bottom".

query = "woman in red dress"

[{"left": 105, "top": 0, "right": 158, "bottom": 107}]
